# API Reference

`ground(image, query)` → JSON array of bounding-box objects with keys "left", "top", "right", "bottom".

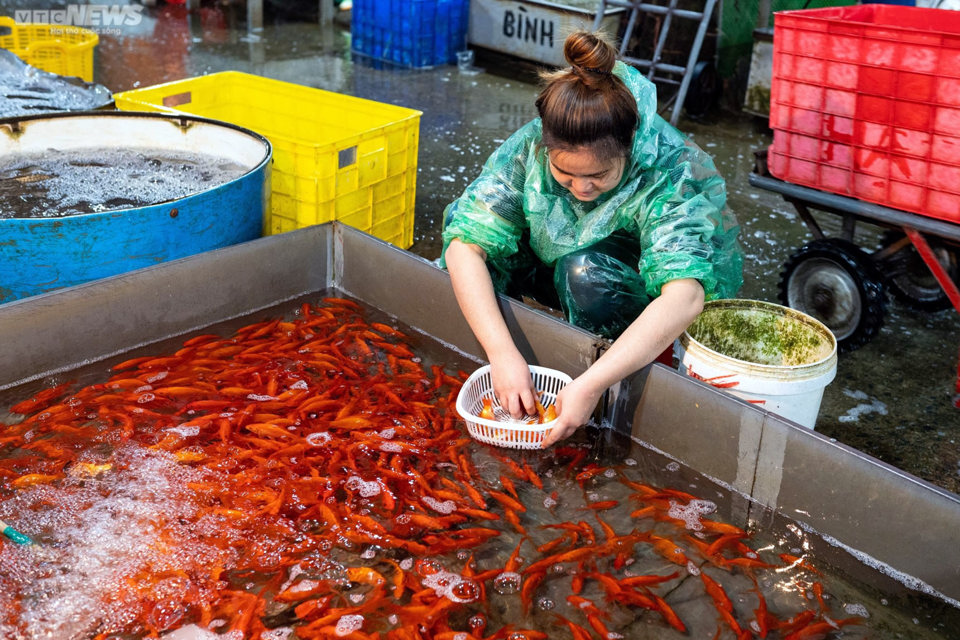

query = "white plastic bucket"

[{"left": 674, "top": 299, "right": 838, "bottom": 429}]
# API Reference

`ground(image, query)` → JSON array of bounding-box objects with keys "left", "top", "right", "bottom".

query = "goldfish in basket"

[{"left": 478, "top": 396, "right": 557, "bottom": 424}]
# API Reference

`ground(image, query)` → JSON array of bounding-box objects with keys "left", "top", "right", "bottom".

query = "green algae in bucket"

[
  {"left": 674, "top": 299, "right": 838, "bottom": 429},
  {"left": 686, "top": 299, "right": 835, "bottom": 367}
]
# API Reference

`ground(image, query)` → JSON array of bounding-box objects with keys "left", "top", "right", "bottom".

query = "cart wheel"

[
  {"left": 879, "top": 231, "right": 959, "bottom": 312},
  {"left": 778, "top": 239, "right": 887, "bottom": 352}
]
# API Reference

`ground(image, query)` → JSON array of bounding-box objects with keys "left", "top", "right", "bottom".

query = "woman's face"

[{"left": 547, "top": 147, "right": 625, "bottom": 202}]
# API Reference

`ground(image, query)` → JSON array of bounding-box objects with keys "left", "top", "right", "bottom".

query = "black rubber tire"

[
  {"left": 778, "top": 239, "right": 887, "bottom": 353},
  {"left": 878, "top": 231, "right": 959, "bottom": 312}
]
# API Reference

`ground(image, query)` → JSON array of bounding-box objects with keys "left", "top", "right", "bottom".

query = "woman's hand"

[
  {"left": 489, "top": 349, "right": 537, "bottom": 419},
  {"left": 540, "top": 375, "right": 605, "bottom": 447},
  {"left": 539, "top": 278, "right": 706, "bottom": 448}
]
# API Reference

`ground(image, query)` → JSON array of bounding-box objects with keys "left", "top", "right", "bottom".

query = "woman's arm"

[
  {"left": 540, "top": 277, "right": 704, "bottom": 447},
  {"left": 445, "top": 239, "right": 538, "bottom": 418}
]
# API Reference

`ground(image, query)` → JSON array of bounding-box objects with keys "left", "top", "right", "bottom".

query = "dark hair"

[{"left": 535, "top": 31, "right": 638, "bottom": 160}]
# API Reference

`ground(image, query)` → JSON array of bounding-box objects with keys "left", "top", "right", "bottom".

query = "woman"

[{"left": 441, "top": 31, "right": 743, "bottom": 447}]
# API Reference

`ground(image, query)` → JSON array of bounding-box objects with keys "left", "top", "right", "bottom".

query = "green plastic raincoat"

[{"left": 441, "top": 61, "right": 743, "bottom": 325}]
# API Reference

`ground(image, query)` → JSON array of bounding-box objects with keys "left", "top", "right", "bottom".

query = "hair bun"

[{"left": 563, "top": 31, "right": 617, "bottom": 76}]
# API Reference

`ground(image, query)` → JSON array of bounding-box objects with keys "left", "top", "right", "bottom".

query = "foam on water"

[
  {"left": 0, "top": 148, "right": 250, "bottom": 218},
  {"left": 0, "top": 446, "right": 236, "bottom": 640},
  {"left": 167, "top": 425, "right": 201, "bottom": 438},
  {"left": 492, "top": 571, "right": 521, "bottom": 595},
  {"left": 423, "top": 496, "right": 457, "bottom": 514},
  {"left": 159, "top": 623, "right": 223, "bottom": 640},
  {"left": 306, "top": 432, "right": 331, "bottom": 447},
  {"left": 810, "top": 524, "right": 960, "bottom": 610},
  {"left": 335, "top": 614, "right": 364, "bottom": 636},
  {"left": 838, "top": 389, "right": 888, "bottom": 423},
  {"left": 844, "top": 603, "right": 870, "bottom": 618},
  {"left": 667, "top": 499, "right": 717, "bottom": 531},
  {"left": 422, "top": 569, "right": 480, "bottom": 603},
  {"left": 345, "top": 475, "right": 381, "bottom": 498}
]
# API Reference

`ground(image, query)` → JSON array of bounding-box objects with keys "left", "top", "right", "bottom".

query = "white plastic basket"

[{"left": 455, "top": 364, "right": 572, "bottom": 449}]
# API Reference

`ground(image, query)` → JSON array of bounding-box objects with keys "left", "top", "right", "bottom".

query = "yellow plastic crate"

[
  {"left": 0, "top": 17, "right": 98, "bottom": 82},
  {"left": 114, "top": 72, "right": 421, "bottom": 248}
]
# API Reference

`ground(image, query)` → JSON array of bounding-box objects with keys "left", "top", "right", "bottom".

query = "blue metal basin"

[{"left": 0, "top": 111, "right": 271, "bottom": 303}]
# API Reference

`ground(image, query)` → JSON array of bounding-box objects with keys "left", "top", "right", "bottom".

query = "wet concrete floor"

[{"left": 88, "top": 5, "right": 960, "bottom": 494}]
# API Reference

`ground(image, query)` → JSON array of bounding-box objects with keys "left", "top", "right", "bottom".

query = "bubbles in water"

[
  {"left": 360, "top": 547, "right": 376, "bottom": 560},
  {"left": 0, "top": 446, "right": 232, "bottom": 639},
  {"left": 492, "top": 571, "right": 521, "bottom": 595},
  {"left": 335, "top": 614, "right": 364, "bottom": 636},
  {"left": 686, "top": 560, "right": 701, "bottom": 576},
  {"left": 343, "top": 476, "right": 380, "bottom": 498},
  {"left": 0, "top": 148, "right": 251, "bottom": 219},
  {"left": 543, "top": 496, "right": 557, "bottom": 509},
  {"left": 167, "top": 425, "right": 200, "bottom": 438},
  {"left": 666, "top": 462, "right": 680, "bottom": 472},
  {"left": 422, "top": 569, "right": 479, "bottom": 603},
  {"left": 246, "top": 394, "right": 276, "bottom": 402},
  {"left": 415, "top": 558, "right": 444, "bottom": 577},
  {"left": 423, "top": 496, "right": 456, "bottom": 514},
  {"left": 159, "top": 623, "right": 222, "bottom": 639},
  {"left": 287, "top": 579, "right": 320, "bottom": 594},
  {"left": 448, "top": 579, "right": 481, "bottom": 603},
  {"left": 380, "top": 442, "right": 403, "bottom": 453},
  {"left": 667, "top": 499, "right": 716, "bottom": 531},
  {"left": 290, "top": 379, "right": 309, "bottom": 390},
  {"left": 306, "top": 432, "right": 331, "bottom": 446},
  {"left": 844, "top": 603, "right": 870, "bottom": 617},
  {"left": 468, "top": 614, "right": 487, "bottom": 633},
  {"left": 137, "top": 392, "right": 156, "bottom": 404},
  {"left": 624, "top": 458, "right": 637, "bottom": 466},
  {"left": 400, "top": 558, "right": 413, "bottom": 571},
  {"left": 379, "top": 427, "right": 396, "bottom": 439},
  {"left": 261, "top": 628, "right": 294, "bottom": 640},
  {"left": 536, "top": 597, "right": 555, "bottom": 610}
]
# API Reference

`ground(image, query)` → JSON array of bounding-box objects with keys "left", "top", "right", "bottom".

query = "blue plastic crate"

[{"left": 351, "top": 0, "right": 469, "bottom": 68}]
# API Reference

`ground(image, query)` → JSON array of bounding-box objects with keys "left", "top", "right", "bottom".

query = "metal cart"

[{"left": 749, "top": 150, "right": 960, "bottom": 408}]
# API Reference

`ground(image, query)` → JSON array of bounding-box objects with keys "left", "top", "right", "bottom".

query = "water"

[
  {"left": 0, "top": 50, "right": 112, "bottom": 119},
  {"left": 0, "top": 148, "right": 250, "bottom": 218},
  {"left": 0, "top": 294, "right": 956, "bottom": 639}
]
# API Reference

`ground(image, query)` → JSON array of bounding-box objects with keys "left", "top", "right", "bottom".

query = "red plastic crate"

[{"left": 768, "top": 5, "right": 960, "bottom": 223}]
